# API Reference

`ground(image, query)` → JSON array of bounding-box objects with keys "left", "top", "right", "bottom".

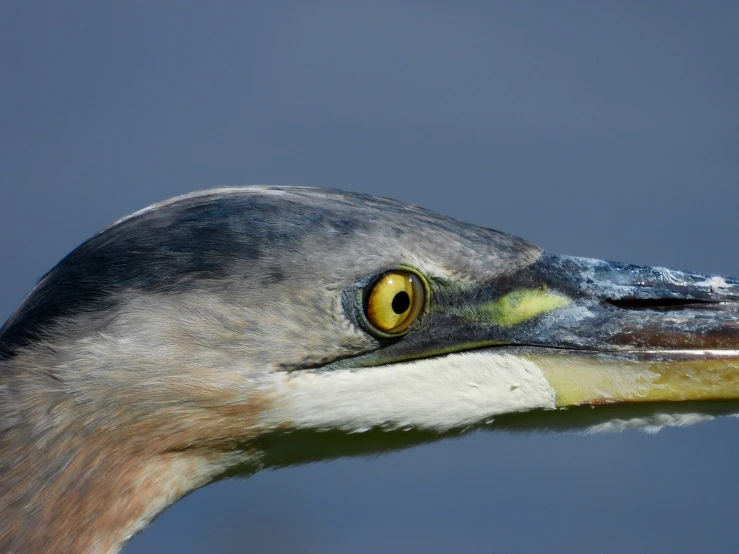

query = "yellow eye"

[{"left": 365, "top": 271, "right": 425, "bottom": 334}]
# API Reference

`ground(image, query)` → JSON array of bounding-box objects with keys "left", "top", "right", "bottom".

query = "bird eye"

[{"left": 364, "top": 270, "right": 425, "bottom": 335}]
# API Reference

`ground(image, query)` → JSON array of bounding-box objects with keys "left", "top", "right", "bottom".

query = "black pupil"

[{"left": 392, "top": 291, "right": 411, "bottom": 314}]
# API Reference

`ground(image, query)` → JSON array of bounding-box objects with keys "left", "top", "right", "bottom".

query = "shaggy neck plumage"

[
  {"left": 0, "top": 429, "right": 217, "bottom": 553},
  {"left": 0, "top": 353, "right": 257, "bottom": 553}
]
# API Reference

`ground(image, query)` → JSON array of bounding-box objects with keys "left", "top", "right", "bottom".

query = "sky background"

[{"left": 2, "top": 2, "right": 738, "bottom": 553}]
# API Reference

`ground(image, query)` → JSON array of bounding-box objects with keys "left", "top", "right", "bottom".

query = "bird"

[{"left": 2, "top": 186, "right": 739, "bottom": 553}]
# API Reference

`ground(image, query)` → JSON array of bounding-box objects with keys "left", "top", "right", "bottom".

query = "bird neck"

[
  {"left": 0, "top": 353, "right": 261, "bottom": 553},
  {"left": 0, "top": 434, "right": 217, "bottom": 553}
]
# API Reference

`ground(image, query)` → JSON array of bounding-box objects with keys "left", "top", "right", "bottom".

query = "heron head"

[
  {"left": 3, "top": 187, "right": 739, "bottom": 453},
  {"left": 4, "top": 186, "right": 739, "bottom": 552}
]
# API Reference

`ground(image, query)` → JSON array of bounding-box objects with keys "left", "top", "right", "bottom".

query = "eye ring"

[{"left": 362, "top": 269, "right": 427, "bottom": 336}]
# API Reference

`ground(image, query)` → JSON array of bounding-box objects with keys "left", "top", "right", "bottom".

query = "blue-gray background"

[{"left": 2, "top": 2, "right": 738, "bottom": 553}]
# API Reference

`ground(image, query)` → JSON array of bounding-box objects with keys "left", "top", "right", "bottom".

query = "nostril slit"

[{"left": 606, "top": 298, "right": 722, "bottom": 311}]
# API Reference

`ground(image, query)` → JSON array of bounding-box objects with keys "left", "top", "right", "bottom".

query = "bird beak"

[{"left": 482, "top": 253, "right": 739, "bottom": 408}]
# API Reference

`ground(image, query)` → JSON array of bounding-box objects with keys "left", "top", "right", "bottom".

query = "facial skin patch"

[{"left": 475, "top": 289, "right": 571, "bottom": 327}]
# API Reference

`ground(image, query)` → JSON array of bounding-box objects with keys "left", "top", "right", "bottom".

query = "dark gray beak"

[
  {"left": 520, "top": 253, "right": 739, "bottom": 353},
  {"left": 482, "top": 253, "right": 739, "bottom": 406}
]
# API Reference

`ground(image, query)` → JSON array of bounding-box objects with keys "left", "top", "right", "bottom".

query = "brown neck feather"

[
  {"left": 1, "top": 436, "right": 215, "bottom": 553},
  {"left": 0, "top": 356, "right": 267, "bottom": 553}
]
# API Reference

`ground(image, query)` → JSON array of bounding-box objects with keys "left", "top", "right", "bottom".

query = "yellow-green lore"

[{"left": 477, "top": 289, "right": 571, "bottom": 327}]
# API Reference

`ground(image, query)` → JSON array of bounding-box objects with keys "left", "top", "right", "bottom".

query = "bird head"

[
  {"left": 3, "top": 187, "right": 739, "bottom": 449},
  {"left": 2, "top": 186, "right": 739, "bottom": 551}
]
